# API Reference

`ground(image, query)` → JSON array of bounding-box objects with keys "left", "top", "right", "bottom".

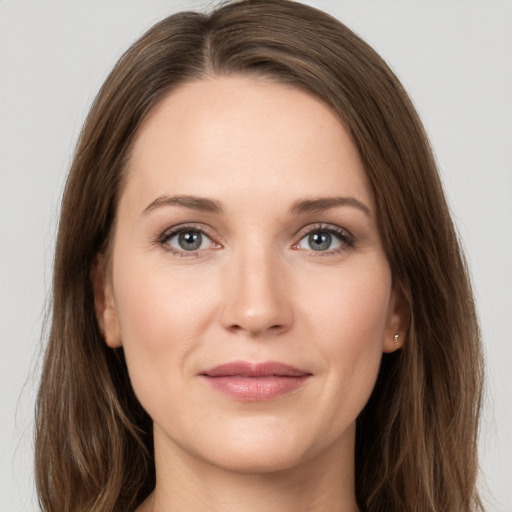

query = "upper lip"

[{"left": 201, "top": 361, "right": 311, "bottom": 378}]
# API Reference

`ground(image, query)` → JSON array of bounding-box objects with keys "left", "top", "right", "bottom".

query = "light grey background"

[{"left": 1, "top": 1, "right": 510, "bottom": 510}]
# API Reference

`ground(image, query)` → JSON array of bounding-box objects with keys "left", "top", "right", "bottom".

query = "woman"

[{"left": 35, "top": 1, "right": 485, "bottom": 511}]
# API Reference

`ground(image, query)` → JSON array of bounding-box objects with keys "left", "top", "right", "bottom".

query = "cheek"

[
  {"left": 296, "top": 260, "right": 391, "bottom": 413},
  {"left": 298, "top": 258, "right": 392, "bottom": 346},
  {"left": 110, "top": 253, "right": 221, "bottom": 406}
]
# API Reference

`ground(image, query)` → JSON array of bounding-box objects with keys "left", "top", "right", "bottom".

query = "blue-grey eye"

[
  {"left": 167, "top": 230, "right": 211, "bottom": 251},
  {"left": 297, "top": 230, "right": 343, "bottom": 252},
  {"left": 309, "top": 232, "right": 331, "bottom": 251}
]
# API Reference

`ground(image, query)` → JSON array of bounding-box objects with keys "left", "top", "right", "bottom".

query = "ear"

[
  {"left": 91, "top": 254, "right": 122, "bottom": 348},
  {"left": 382, "top": 281, "right": 410, "bottom": 353}
]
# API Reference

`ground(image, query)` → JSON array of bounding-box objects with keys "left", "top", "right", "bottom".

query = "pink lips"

[{"left": 200, "top": 361, "right": 311, "bottom": 401}]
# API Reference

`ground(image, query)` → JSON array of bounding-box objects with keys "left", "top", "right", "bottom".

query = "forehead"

[{"left": 123, "top": 75, "right": 372, "bottom": 213}]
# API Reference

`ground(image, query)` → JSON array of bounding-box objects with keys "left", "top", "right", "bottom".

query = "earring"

[{"left": 394, "top": 333, "right": 400, "bottom": 349}]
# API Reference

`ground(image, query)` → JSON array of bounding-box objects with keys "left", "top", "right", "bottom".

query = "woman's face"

[{"left": 96, "top": 76, "right": 404, "bottom": 474}]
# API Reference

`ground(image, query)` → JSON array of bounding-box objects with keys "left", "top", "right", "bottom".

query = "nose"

[{"left": 220, "top": 246, "right": 294, "bottom": 337}]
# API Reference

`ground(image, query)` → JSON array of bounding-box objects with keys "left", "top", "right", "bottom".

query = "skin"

[{"left": 94, "top": 75, "right": 406, "bottom": 512}]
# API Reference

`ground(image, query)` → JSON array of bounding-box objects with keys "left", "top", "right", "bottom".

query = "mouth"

[{"left": 200, "top": 361, "right": 312, "bottom": 401}]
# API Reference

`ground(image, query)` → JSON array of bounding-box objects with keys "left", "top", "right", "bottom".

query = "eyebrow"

[
  {"left": 142, "top": 194, "right": 370, "bottom": 217},
  {"left": 142, "top": 195, "right": 223, "bottom": 215},
  {"left": 290, "top": 196, "right": 371, "bottom": 216}
]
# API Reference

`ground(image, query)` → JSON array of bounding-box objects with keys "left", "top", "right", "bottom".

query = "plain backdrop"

[{"left": 1, "top": 1, "right": 511, "bottom": 510}]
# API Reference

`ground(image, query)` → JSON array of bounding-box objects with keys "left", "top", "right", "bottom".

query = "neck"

[{"left": 142, "top": 424, "right": 359, "bottom": 512}]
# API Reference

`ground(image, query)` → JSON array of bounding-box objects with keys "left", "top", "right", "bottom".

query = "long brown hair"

[{"left": 35, "top": 1, "right": 485, "bottom": 510}]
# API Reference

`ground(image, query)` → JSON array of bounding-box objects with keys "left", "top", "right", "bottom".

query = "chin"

[
  {"left": 178, "top": 416, "right": 346, "bottom": 476},
  {"left": 200, "top": 441, "right": 308, "bottom": 475}
]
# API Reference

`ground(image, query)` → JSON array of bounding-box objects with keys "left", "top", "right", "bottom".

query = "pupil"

[
  {"left": 179, "top": 231, "right": 202, "bottom": 250},
  {"left": 309, "top": 232, "right": 331, "bottom": 251}
]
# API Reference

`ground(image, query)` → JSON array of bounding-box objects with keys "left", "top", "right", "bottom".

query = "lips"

[{"left": 200, "top": 361, "right": 312, "bottom": 401}]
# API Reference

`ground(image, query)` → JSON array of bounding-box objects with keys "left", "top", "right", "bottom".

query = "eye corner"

[
  {"left": 293, "top": 223, "right": 355, "bottom": 256},
  {"left": 156, "top": 223, "right": 222, "bottom": 256}
]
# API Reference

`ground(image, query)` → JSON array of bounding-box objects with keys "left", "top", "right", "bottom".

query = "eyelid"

[
  {"left": 292, "top": 223, "right": 355, "bottom": 254},
  {"left": 155, "top": 222, "right": 354, "bottom": 257},
  {"left": 157, "top": 223, "right": 222, "bottom": 255}
]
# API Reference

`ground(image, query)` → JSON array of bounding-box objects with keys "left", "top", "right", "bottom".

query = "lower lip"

[{"left": 202, "top": 375, "right": 310, "bottom": 401}]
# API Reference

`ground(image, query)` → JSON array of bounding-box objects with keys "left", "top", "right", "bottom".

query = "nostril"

[{"left": 224, "top": 319, "right": 289, "bottom": 336}]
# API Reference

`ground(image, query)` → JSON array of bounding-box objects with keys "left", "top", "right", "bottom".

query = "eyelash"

[
  {"left": 293, "top": 223, "right": 355, "bottom": 256},
  {"left": 156, "top": 223, "right": 355, "bottom": 257},
  {"left": 156, "top": 224, "right": 218, "bottom": 257}
]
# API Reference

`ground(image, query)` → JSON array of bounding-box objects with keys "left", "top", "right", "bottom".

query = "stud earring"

[{"left": 394, "top": 333, "right": 400, "bottom": 349}]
